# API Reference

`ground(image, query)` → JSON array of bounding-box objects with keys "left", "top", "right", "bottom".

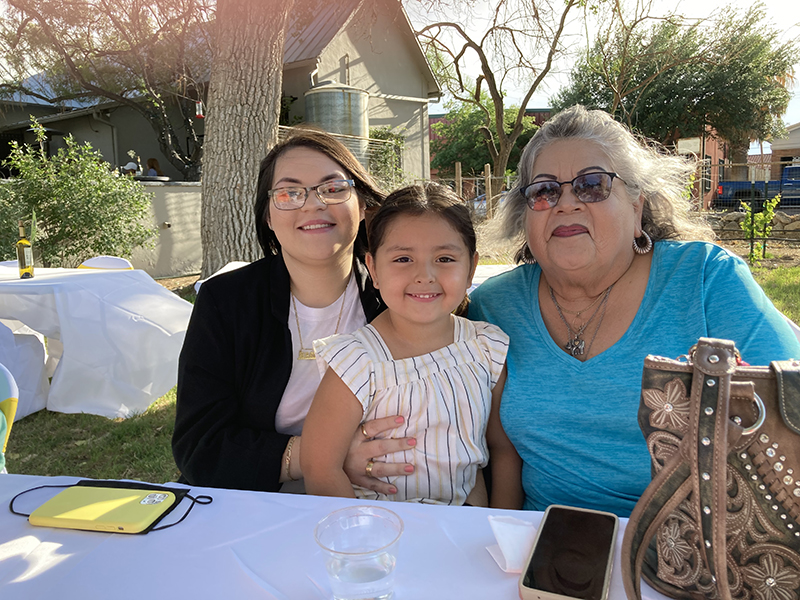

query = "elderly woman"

[{"left": 469, "top": 105, "right": 800, "bottom": 517}]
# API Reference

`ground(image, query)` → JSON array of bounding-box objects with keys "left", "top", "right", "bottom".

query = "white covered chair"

[
  {"left": 1, "top": 361, "right": 19, "bottom": 473},
  {"left": 0, "top": 320, "right": 48, "bottom": 421},
  {"left": 78, "top": 255, "right": 134, "bottom": 270},
  {"left": 194, "top": 261, "right": 250, "bottom": 294}
]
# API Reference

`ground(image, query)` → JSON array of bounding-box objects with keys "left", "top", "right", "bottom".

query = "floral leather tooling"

[{"left": 622, "top": 339, "right": 800, "bottom": 600}]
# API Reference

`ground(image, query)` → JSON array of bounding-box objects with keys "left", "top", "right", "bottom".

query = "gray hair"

[{"left": 500, "top": 105, "right": 714, "bottom": 260}]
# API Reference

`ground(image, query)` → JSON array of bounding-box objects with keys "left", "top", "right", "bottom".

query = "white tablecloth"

[
  {"left": 0, "top": 474, "right": 669, "bottom": 599},
  {"left": 0, "top": 267, "right": 193, "bottom": 419},
  {"left": 470, "top": 264, "right": 516, "bottom": 293}
]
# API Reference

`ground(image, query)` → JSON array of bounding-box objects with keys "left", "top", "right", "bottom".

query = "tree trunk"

[
  {"left": 200, "top": 0, "right": 293, "bottom": 277},
  {"left": 493, "top": 143, "right": 512, "bottom": 179}
]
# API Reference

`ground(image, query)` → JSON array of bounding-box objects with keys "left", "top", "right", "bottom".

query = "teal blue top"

[{"left": 469, "top": 241, "right": 800, "bottom": 517}]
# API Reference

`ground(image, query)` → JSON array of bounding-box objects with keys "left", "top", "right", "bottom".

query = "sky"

[{"left": 414, "top": 0, "right": 800, "bottom": 128}]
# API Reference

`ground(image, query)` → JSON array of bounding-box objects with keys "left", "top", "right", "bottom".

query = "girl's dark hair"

[
  {"left": 368, "top": 182, "right": 476, "bottom": 316},
  {"left": 254, "top": 127, "right": 385, "bottom": 256}
]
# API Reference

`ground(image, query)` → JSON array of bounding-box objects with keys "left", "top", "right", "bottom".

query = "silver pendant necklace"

[{"left": 550, "top": 284, "right": 614, "bottom": 358}]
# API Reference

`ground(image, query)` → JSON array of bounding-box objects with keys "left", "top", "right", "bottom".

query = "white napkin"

[{"left": 486, "top": 515, "right": 538, "bottom": 573}]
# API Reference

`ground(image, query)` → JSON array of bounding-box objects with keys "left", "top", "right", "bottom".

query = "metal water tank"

[{"left": 305, "top": 81, "right": 369, "bottom": 164}]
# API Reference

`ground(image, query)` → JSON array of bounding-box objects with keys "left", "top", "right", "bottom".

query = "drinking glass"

[{"left": 314, "top": 505, "right": 404, "bottom": 600}]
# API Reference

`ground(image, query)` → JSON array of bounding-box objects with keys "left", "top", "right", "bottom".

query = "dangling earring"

[
  {"left": 633, "top": 231, "right": 653, "bottom": 255},
  {"left": 516, "top": 244, "right": 537, "bottom": 265}
]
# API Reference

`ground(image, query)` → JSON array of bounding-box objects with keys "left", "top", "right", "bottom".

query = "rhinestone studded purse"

[{"left": 621, "top": 338, "right": 800, "bottom": 600}]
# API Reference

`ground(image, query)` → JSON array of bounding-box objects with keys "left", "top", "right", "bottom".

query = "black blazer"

[{"left": 172, "top": 252, "right": 383, "bottom": 491}]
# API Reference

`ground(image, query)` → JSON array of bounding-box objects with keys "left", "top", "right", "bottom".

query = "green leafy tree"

[
  {"left": 552, "top": 2, "right": 798, "bottom": 164},
  {"left": 431, "top": 99, "right": 538, "bottom": 177},
  {"left": 0, "top": 119, "right": 157, "bottom": 267},
  {"left": 0, "top": 0, "right": 212, "bottom": 180},
  {"left": 415, "top": 0, "right": 579, "bottom": 177}
]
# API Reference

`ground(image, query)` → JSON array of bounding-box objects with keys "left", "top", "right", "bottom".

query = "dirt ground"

[
  {"left": 721, "top": 239, "right": 800, "bottom": 269},
  {"left": 154, "top": 239, "right": 800, "bottom": 295},
  {"left": 155, "top": 273, "right": 200, "bottom": 296}
]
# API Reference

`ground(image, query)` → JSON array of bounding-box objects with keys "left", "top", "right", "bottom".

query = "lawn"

[
  {"left": 7, "top": 388, "right": 180, "bottom": 483},
  {"left": 6, "top": 265, "right": 800, "bottom": 484},
  {"left": 752, "top": 266, "right": 800, "bottom": 324}
]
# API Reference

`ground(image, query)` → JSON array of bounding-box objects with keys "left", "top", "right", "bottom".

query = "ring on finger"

[
  {"left": 360, "top": 422, "right": 370, "bottom": 439},
  {"left": 366, "top": 459, "right": 375, "bottom": 478}
]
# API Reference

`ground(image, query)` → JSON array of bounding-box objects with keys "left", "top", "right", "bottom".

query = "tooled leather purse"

[{"left": 621, "top": 337, "right": 800, "bottom": 600}]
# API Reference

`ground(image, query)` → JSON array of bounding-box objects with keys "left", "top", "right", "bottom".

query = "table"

[
  {"left": 470, "top": 264, "right": 516, "bottom": 293},
  {"left": 0, "top": 474, "right": 669, "bottom": 599},
  {"left": 0, "top": 267, "right": 193, "bottom": 419}
]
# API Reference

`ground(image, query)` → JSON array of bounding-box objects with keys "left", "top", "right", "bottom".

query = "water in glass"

[{"left": 327, "top": 551, "right": 396, "bottom": 600}]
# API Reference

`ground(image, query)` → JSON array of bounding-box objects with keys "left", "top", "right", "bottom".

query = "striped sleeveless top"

[{"left": 313, "top": 316, "right": 509, "bottom": 505}]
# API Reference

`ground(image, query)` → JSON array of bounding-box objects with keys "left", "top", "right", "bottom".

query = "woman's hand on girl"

[{"left": 344, "top": 415, "right": 416, "bottom": 495}]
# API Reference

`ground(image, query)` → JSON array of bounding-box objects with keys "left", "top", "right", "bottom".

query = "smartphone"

[
  {"left": 29, "top": 486, "right": 177, "bottom": 534},
  {"left": 519, "top": 505, "right": 619, "bottom": 600}
]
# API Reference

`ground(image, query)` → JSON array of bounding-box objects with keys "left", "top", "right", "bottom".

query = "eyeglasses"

[
  {"left": 268, "top": 179, "right": 355, "bottom": 211},
  {"left": 521, "top": 172, "right": 626, "bottom": 211}
]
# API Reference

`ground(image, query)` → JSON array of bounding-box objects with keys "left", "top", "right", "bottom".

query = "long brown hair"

[
  {"left": 254, "top": 127, "right": 385, "bottom": 256},
  {"left": 146, "top": 157, "right": 164, "bottom": 176}
]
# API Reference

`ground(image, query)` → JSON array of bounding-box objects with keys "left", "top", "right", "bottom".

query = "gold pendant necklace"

[{"left": 291, "top": 284, "right": 347, "bottom": 360}]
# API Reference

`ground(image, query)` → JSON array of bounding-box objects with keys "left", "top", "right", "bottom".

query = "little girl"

[{"left": 301, "top": 183, "right": 521, "bottom": 508}]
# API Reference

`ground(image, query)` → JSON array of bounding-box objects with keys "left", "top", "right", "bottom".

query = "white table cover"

[
  {"left": 0, "top": 474, "right": 669, "bottom": 600},
  {"left": 0, "top": 267, "right": 193, "bottom": 419},
  {"left": 0, "top": 320, "right": 48, "bottom": 420},
  {"left": 469, "top": 263, "right": 516, "bottom": 294}
]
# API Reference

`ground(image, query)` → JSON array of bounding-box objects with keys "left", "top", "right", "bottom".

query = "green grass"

[
  {"left": 5, "top": 265, "right": 800, "bottom": 484},
  {"left": 752, "top": 266, "right": 800, "bottom": 324},
  {"left": 7, "top": 388, "right": 180, "bottom": 483}
]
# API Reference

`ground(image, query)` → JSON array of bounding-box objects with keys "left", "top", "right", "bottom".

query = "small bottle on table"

[{"left": 16, "top": 220, "right": 34, "bottom": 279}]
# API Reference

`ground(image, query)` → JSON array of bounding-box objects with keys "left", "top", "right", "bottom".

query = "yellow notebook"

[{"left": 29, "top": 485, "right": 177, "bottom": 534}]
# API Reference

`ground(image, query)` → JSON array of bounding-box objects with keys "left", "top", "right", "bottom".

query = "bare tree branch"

[{"left": 415, "top": 0, "right": 579, "bottom": 176}]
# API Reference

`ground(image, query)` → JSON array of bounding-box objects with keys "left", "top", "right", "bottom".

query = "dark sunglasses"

[{"left": 521, "top": 172, "right": 626, "bottom": 211}]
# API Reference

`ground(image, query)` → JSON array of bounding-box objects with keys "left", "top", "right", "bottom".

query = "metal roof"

[
  {"left": 2, "top": 72, "right": 95, "bottom": 109},
  {"left": 283, "top": 0, "right": 361, "bottom": 66}
]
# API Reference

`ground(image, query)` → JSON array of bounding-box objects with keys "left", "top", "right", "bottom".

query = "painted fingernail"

[
  {"left": 404, "top": 465, "right": 414, "bottom": 473},
  {"left": 389, "top": 487, "right": 397, "bottom": 494},
  {"left": 407, "top": 438, "right": 416, "bottom": 446},
  {"left": 395, "top": 416, "right": 405, "bottom": 424}
]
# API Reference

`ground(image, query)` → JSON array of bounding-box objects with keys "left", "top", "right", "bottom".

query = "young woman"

[
  {"left": 146, "top": 158, "right": 164, "bottom": 177},
  {"left": 173, "top": 129, "right": 416, "bottom": 493},
  {"left": 301, "top": 183, "right": 521, "bottom": 508}
]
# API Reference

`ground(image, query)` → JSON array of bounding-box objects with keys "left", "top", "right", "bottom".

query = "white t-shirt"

[{"left": 275, "top": 273, "right": 366, "bottom": 436}]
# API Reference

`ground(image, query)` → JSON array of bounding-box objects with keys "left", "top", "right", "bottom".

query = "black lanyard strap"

[{"left": 8, "top": 480, "right": 213, "bottom": 533}]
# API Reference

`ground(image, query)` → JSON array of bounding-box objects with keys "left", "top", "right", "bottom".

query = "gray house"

[{"left": 0, "top": 0, "right": 440, "bottom": 182}]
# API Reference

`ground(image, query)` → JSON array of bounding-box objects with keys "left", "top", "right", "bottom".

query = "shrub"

[
  {"left": 368, "top": 126, "right": 407, "bottom": 190},
  {"left": 739, "top": 194, "right": 780, "bottom": 266},
  {"left": 0, "top": 119, "right": 157, "bottom": 267}
]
